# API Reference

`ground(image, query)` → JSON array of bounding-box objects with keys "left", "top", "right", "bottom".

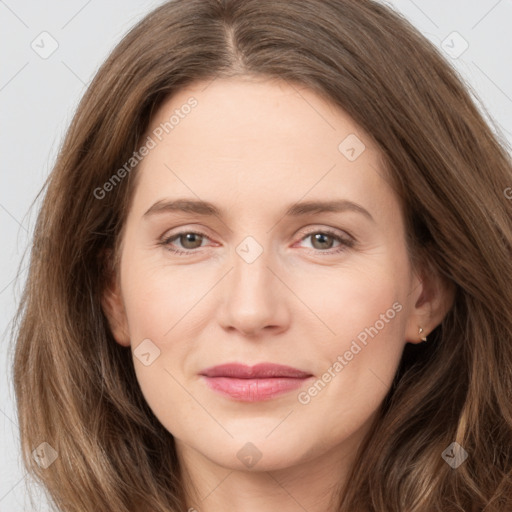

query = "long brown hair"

[{"left": 12, "top": 0, "right": 512, "bottom": 510}]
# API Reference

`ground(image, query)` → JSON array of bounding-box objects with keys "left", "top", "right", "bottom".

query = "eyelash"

[{"left": 159, "top": 228, "right": 355, "bottom": 256}]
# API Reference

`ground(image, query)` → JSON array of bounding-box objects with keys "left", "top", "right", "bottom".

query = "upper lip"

[{"left": 200, "top": 363, "right": 312, "bottom": 379}]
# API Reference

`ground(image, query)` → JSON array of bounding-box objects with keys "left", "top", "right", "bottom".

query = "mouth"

[{"left": 199, "top": 363, "right": 314, "bottom": 402}]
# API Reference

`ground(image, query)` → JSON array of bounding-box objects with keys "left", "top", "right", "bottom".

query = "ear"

[
  {"left": 100, "top": 249, "right": 131, "bottom": 347},
  {"left": 404, "top": 262, "right": 456, "bottom": 344}
]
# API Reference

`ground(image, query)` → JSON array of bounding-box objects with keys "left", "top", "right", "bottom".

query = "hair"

[{"left": 11, "top": 0, "right": 512, "bottom": 510}]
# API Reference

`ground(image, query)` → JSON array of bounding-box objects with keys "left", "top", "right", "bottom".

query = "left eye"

[
  {"left": 297, "top": 230, "right": 349, "bottom": 251},
  {"left": 160, "top": 229, "right": 353, "bottom": 256}
]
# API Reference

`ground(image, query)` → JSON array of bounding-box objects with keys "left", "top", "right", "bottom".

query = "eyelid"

[
  {"left": 160, "top": 224, "right": 214, "bottom": 242},
  {"left": 295, "top": 224, "right": 354, "bottom": 242},
  {"left": 161, "top": 224, "right": 353, "bottom": 242}
]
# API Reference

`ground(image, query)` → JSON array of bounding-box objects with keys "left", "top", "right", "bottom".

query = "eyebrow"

[{"left": 143, "top": 198, "right": 374, "bottom": 222}]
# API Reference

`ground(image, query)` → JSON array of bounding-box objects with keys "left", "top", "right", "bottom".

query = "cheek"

[
  {"left": 132, "top": 362, "right": 201, "bottom": 443},
  {"left": 295, "top": 262, "right": 404, "bottom": 346},
  {"left": 294, "top": 263, "right": 407, "bottom": 408},
  {"left": 120, "top": 252, "right": 208, "bottom": 345},
  {"left": 121, "top": 258, "right": 201, "bottom": 435}
]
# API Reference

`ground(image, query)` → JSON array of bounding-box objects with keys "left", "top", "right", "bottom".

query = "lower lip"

[{"left": 201, "top": 376, "right": 312, "bottom": 402}]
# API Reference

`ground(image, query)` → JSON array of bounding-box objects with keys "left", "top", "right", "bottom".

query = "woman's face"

[{"left": 104, "top": 77, "right": 433, "bottom": 474}]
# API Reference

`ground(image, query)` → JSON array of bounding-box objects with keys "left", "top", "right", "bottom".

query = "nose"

[{"left": 217, "top": 241, "right": 290, "bottom": 337}]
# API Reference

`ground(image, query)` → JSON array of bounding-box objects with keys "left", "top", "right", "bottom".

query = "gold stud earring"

[{"left": 419, "top": 327, "right": 427, "bottom": 342}]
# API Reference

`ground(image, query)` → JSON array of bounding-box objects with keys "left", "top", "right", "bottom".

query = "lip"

[
  {"left": 199, "top": 363, "right": 314, "bottom": 402},
  {"left": 200, "top": 363, "right": 312, "bottom": 379}
]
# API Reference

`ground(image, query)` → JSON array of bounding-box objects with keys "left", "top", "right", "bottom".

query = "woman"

[{"left": 12, "top": 0, "right": 512, "bottom": 511}]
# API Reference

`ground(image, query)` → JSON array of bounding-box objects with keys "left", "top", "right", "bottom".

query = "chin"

[{"left": 192, "top": 434, "right": 317, "bottom": 473}]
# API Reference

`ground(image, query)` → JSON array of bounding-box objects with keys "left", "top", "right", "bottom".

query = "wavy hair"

[{"left": 12, "top": 0, "right": 512, "bottom": 510}]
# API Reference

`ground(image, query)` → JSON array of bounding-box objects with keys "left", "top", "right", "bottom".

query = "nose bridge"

[
  {"left": 219, "top": 233, "right": 286, "bottom": 335},
  {"left": 231, "top": 234, "right": 274, "bottom": 303}
]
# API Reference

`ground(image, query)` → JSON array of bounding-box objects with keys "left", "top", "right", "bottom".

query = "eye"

[
  {"left": 159, "top": 227, "right": 355, "bottom": 256},
  {"left": 296, "top": 228, "right": 354, "bottom": 254},
  {"left": 160, "top": 231, "right": 210, "bottom": 255}
]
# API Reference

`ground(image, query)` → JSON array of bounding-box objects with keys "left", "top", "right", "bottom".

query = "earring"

[{"left": 419, "top": 327, "right": 427, "bottom": 342}]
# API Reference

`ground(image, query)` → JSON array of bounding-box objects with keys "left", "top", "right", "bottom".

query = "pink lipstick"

[{"left": 199, "top": 363, "right": 313, "bottom": 402}]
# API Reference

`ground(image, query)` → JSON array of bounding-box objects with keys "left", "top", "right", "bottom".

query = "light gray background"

[{"left": 1, "top": 0, "right": 511, "bottom": 510}]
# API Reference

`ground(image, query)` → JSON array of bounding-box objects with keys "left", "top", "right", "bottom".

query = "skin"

[{"left": 102, "top": 76, "right": 453, "bottom": 512}]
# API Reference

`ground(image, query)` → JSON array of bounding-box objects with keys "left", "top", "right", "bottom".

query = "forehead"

[
  {"left": 146, "top": 76, "right": 377, "bottom": 159},
  {"left": 131, "top": 77, "right": 394, "bottom": 219}
]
